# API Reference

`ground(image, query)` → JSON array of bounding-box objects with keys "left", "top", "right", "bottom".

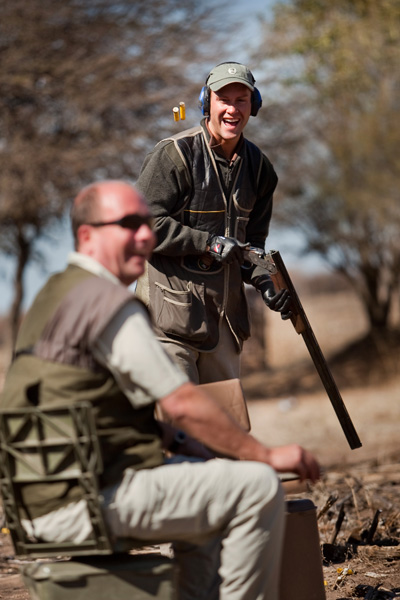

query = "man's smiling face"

[{"left": 208, "top": 82, "right": 252, "bottom": 147}]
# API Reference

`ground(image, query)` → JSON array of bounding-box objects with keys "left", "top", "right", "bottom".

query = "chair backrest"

[{"left": 0, "top": 402, "right": 114, "bottom": 558}]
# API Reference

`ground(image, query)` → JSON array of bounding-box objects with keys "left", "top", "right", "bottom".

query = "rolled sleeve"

[{"left": 92, "top": 301, "right": 188, "bottom": 408}]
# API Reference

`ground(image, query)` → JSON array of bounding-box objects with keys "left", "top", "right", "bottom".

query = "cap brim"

[{"left": 209, "top": 78, "right": 254, "bottom": 92}]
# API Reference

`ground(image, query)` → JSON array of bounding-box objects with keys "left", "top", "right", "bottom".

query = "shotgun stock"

[{"left": 244, "top": 247, "right": 362, "bottom": 450}]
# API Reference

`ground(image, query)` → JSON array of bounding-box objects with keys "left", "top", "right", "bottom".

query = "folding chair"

[{"left": 0, "top": 402, "right": 176, "bottom": 600}]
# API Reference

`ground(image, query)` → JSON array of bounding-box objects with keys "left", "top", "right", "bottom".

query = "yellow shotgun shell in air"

[
  {"left": 173, "top": 107, "right": 179, "bottom": 122},
  {"left": 179, "top": 102, "right": 186, "bottom": 120}
]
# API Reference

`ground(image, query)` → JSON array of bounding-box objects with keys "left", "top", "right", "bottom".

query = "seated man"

[{"left": 0, "top": 180, "right": 320, "bottom": 600}]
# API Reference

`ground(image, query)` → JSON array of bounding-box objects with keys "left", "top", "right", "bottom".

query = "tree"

[
  {"left": 251, "top": 0, "right": 400, "bottom": 336},
  {"left": 0, "top": 0, "right": 230, "bottom": 344}
]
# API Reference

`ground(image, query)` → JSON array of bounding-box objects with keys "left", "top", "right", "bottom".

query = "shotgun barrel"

[{"left": 244, "top": 247, "right": 362, "bottom": 450}]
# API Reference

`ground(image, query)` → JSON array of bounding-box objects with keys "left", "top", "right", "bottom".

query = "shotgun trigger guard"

[{"left": 243, "top": 247, "right": 278, "bottom": 275}]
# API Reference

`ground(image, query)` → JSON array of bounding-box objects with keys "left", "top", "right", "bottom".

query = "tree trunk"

[
  {"left": 343, "top": 266, "right": 394, "bottom": 334},
  {"left": 9, "top": 230, "right": 30, "bottom": 349}
]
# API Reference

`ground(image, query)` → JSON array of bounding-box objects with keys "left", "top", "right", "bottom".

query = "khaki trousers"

[
  {"left": 26, "top": 458, "right": 285, "bottom": 599},
  {"left": 160, "top": 319, "right": 241, "bottom": 385},
  {"left": 103, "top": 458, "right": 285, "bottom": 600}
]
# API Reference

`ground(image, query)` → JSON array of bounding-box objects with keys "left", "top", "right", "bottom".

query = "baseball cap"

[{"left": 206, "top": 62, "right": 255, "bottom": 92}]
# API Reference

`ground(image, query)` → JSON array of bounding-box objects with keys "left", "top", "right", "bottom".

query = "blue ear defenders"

[{"left": 198, "top": 83, "right": 262, "bottom": 117}]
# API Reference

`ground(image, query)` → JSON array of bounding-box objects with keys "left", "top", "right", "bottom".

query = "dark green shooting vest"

[
  {"left": 144, "top": 125, "right": 265, "bottom": 351},
  {"left": 0, "top": 264, "right": 164, "bottom": 518}
]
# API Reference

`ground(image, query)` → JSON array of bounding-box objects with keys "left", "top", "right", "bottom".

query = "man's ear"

[{"left": 76, "top": 224, "right": 92, "bottom": 249}]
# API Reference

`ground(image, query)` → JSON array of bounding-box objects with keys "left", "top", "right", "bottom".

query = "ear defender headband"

[{"left": 198, "top": 62, "right": 262, "bottom": 117}]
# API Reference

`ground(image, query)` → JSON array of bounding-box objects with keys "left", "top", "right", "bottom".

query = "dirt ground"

[
  {"left": 0, "top": 283, "right": 399, "bottom": 599},
  {"left": 241, "top": 286, "right": 400, "bottom": 599},
  {"left": 245, "top": 386, "right": 400, "bottom": 600}
]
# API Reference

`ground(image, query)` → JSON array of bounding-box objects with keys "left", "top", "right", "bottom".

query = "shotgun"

[{"left": 244, "top": 247, "right": 362, "bottom": 450}]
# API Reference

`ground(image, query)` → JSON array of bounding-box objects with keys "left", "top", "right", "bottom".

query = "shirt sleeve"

[
  {"left": 91, "top": 300, "right": 189, "bottom": 408},
  {"left": 245, "top": 153, "right": 278, "bottom": 249},
  {"left": 242, "top": 153, "right": 278, "bottom": 286},
  {"left": 137, "top": 141, "right": 209, "bottom": 256}
]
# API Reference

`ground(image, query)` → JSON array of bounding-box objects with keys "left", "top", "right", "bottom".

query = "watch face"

[
  {"left": 169, "top": 430, "right": 187, "bottom": 454},
  {"left": 175, "top": 431, "right": 187, "bottom": 444}
]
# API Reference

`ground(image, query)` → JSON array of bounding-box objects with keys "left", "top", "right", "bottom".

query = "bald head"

[
  {"left": 71, "top": 180, "right": 156, "bottom": 285},
  {"left": 71, "top": 180, "right": 132, "bottom": 248}
]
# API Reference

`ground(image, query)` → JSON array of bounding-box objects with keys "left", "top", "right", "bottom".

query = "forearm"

[
  {"left": 160, "top": 383, "right": 270, "bottom": 462},
  {"left": 152, "top": 216, "right": 209, "bottom": 256},
  {"left": 160, "top": 382, "right": 321, "bottom": 482}
]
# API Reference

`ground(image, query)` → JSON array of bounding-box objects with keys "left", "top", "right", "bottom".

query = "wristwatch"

[{"left": 169, "top": 431, "right": 187, "bottom": 454}]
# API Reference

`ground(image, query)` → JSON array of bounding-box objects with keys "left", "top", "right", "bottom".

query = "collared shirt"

[{"left": 67, "top": 252, "right": 188, "bottom": 408}]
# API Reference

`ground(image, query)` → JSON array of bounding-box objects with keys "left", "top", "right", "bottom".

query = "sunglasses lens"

[
  {"left": 88, "top": 215, "right": 154, "bottom": 229},
  {"left": 120, "top": 215, "right": 153, "bottom": 230}
]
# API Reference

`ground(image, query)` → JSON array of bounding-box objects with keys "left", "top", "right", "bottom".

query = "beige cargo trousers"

[
  {"left": 26, "top": 457, "right": 285, "bottom": 599},
  {"left": 104, "top": 458, "right": 285, "bottom": 600}
]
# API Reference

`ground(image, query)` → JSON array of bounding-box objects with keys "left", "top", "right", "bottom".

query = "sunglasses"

[{"left": 87, "top": 214, "right": 154, "bottom": 230}]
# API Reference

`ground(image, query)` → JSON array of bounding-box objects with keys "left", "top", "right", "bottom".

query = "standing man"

[
  {"left": 1, "top": 180, "right": 320, "bottom": 600},
  {"left": 136, "top": 61, "right": 291, "bottom": 384}
]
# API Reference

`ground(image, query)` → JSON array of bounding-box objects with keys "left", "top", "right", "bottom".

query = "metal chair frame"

[{"left": 0, "top": 403, "right": 114, "bottom": 557}]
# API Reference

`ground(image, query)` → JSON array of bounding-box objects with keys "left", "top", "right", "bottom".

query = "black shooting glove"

[
  {"left": 208, "top": 235, "right": 248, "bottom": 265},
  {"left": 258, "top": 277, "right": 293, "bottom": 321}
]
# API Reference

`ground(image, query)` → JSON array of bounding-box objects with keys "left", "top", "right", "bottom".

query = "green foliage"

[{"left": 254, "top": 0, "right": 400, "bottom": 333}]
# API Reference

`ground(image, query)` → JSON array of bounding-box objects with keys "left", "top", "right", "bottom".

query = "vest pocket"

[
  {"left": 233, "top": 215, "right": 250, "bottom": 241},
  {"left": 154, "top": 281, "right": 208, "bottom": 341}
]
